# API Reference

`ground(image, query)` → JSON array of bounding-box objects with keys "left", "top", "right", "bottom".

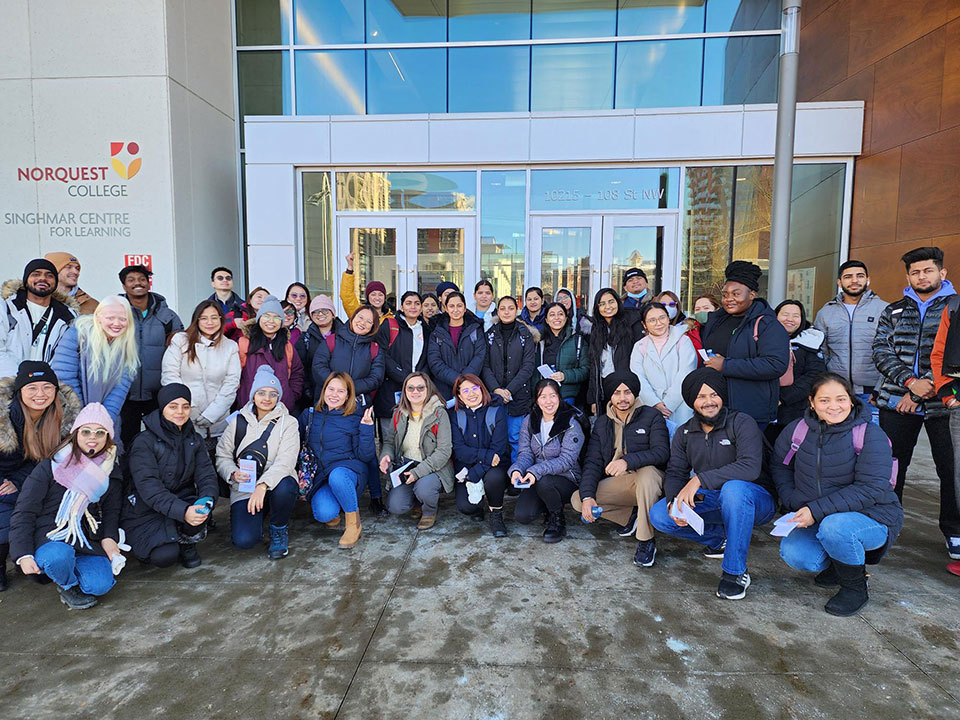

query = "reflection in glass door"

[
  {"left": 407, "top": 218, "right": 475, "bottom": 297},
  {"left": 601, "top": 215, "right": 676, "bottom": 298},
  {"left": 341, "top": 220, "right": 402, "bottom": 316},
  {"left": 530, "top": 216, "right": 601, "bottom": 313}
]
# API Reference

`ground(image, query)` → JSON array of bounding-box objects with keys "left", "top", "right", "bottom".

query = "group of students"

[{"left": 0, "top": 245, "right": 956, "bottom": 618}]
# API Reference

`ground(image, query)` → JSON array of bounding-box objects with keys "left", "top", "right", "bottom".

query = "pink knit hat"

[
  {"left": 71, "top": 402, "right": 115, "bottom": 438},
  {"left": 310, "top": 294, "right": 336, "bottom": 314}
]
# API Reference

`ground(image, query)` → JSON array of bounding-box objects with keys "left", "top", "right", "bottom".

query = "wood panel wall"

[{"left": 798, "top": 0, "right": 960, "bottom": 300}]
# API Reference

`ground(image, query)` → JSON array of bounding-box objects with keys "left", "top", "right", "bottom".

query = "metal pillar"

[{"left": 768, "top": 0, "right": 801, "bottom": 304}]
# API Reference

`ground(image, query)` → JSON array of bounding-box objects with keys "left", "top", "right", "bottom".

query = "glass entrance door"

[
  {"left": 336, "top": 217, "right": 475, "bottom": 314},
  {"left": 530, "top": 214, "right": 677, "bottom": 311}
]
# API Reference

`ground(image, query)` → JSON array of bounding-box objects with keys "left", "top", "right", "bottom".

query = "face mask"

[
  {"left": 695, "top": 311, "right": 709, "bottom": 324},
  {"left": 626, "top": 288, "right": 647, "bottom": 300},
  {"left": 665, "top": 305, "right": 678, "bottom": 320}
]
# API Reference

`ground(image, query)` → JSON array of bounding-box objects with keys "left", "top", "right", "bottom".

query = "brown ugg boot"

[
  {"left": 325, "top": 515, "right": 341, "bottom": 529},
  {"left": 339, "top": 511, "right": 362, "bottom": 549}
]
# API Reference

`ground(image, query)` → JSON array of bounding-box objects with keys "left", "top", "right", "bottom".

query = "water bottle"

[{"left": 581, "top": 505, "right": 603, "bottom": 523}]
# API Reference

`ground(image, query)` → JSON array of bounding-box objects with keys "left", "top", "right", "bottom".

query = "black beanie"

[
  {"left": 724, "top": 261, "right": 762, "bottom": 292},
  {"left": 681, "top": 368, "right": 727, "bottom": 409},
  {"left": 13, "top": 361, "right": 59, "bottom": 394},
  {"left": 603, "top": 370, "right": 641, "bottom": 401},
  {"left": 22, "top": 258, "right": 59, "bottom": 289},
  {"left": 158, "top": 383, "right": 192, "bottom": 409}
]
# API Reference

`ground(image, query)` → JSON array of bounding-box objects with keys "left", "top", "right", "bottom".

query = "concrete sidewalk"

[{"left": 1, "top": 435, "right": 957, "bottom": 719}]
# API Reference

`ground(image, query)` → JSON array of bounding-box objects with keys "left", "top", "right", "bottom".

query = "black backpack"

[{"left": 233, "top": 414, "right": 279, "bottom": 476}]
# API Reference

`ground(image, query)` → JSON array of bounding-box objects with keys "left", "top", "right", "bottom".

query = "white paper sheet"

[
  {"left": 538, "top": 364, "right": 555, "bottom": 379},
  {"left": 770, "top": 512, "right": 798, "bottom": 537},
  {"left": 673, "top": 499, "right": 705, "bottom": 535},
  {"left": 390, "top": 460, "right": 416, "bottom": 488}
]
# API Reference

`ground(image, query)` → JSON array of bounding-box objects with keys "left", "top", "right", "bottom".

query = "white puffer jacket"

[
  {"left": 629, "top": 324, "right": 698, "bottom": 425},
  {"left": 161, "top": 331, "right": 241, "bottom": 436}
]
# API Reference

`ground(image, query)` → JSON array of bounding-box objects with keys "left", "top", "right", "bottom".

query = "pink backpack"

[
  {"left": 782, "top": 421, "right": 897, "bottom": 488},
  {"left": 751, "top": 316, "right": 795, "bottom": 386}
]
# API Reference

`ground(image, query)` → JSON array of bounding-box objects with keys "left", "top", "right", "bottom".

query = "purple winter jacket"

[{"left": 237, "top": 342, "right": 304, "bottom": 413}]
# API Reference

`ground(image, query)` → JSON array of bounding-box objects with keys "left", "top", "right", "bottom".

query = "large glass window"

[
  {"left": 532, "top": 0, "right": 616, "bottom": 39},
  {"left": 294, "top": 0, "right": 364, "bottom": 44},
  {"left": 531, "top": 44, "right": 615, "bottom": 111},
  {"left": 702, "top": 35, "right": 779, "bottom": 105},
  {"left": 295, "top": 51, "right": 365, "bottom": 114},
  {"left": 611, "top": 226, "right": 662, "bottom": 294},
  {"left": 449, "top": 0, "right": 531, "bottom": 41},
  {"left": 540, "top": 227, "right": 592, "bottom": 301},
  {"left": 618, "top": 0, "right": 705, "bottom": 36},
  {"left": 418, "top": 228, "right": 465, "bottom": 295},
  {"left": 366, "top": 0, "right": 446, "bottom": 43},
  {"left": 615, "top": 40, "right": 703, "bottom": 109},
  {"left": 481, "top": 171, "right": 526, "bottom": 300},
  {"left": 681, "top": 163, "right": 847, "bottom": 313},
  {"left": 706, "top": 0, "right": 780, "bottom": 33},
  {"left": 236, "top": 0, "right": 291, "bottom": 46},
  {"left": 302, "top": 172, "right": 334, "bottom": 296},
  {"left": 237, "top": 51, "right": 292, "bottom": 143},
  {"left": 530, "top": 168, "right": 680, "bottom": 211},
  {"left": 336, "top": 171, "right": 477, "bottom": 211},
  {"left": 449, "top": 47, "right": 530, "bottom": 113},
  {"left": 367, "top": 48, "right": 446, "bottom": 114}
]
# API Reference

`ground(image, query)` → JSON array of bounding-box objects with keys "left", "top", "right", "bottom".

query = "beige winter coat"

[
  {"left": 162, "top": 332, "right": 241, "bottom": 437},
  {"left": 215, "top": 403, "right": 300, "bottom": 505}
]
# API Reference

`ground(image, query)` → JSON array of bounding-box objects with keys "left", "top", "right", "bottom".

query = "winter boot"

[
  {"left": 487, "top": 509, "right": 507, "bottom": 538},
  {"left": 824, "top": 562, "right": 868, "bottom": 616},
  {"left": 339, "top": 511, "right": 362, "bottom": 549},
  {"left": 543, "top": 511, "right": 563, "bottom": 543},
  {"left": 814, "top": 562, "right": 840, "bottom": 588},
  {"left": 267, "top": 525, "right": 289, "bottom": 560}
]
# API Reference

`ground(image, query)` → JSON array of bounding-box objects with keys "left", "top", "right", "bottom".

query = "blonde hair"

[
  {"left": 316, "top": 372, "right": 357, "bottom": 416},
  {"left": 74, "top": 296, "right": 140, "bottom": 382}
]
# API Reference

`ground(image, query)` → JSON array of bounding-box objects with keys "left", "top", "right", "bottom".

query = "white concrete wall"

[{"left": 0, "top": 0, "right": 238, "bottom": 318}]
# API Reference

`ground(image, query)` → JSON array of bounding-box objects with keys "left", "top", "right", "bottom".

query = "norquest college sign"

[{"left": 4, "top": 142, "right": 141, "bottom": 238}]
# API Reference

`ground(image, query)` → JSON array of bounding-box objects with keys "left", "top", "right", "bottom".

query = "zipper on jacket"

[
  {"left": 816, "top": 422, "right": 824, "bottom": 497},
  {"left": 847, "top": 300, "right": 858, "bottom": 385}
]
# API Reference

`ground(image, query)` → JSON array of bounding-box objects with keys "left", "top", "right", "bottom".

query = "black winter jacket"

[
  {"left": 482, "top": 319, "right": 538, "bottom": 417},
  {"left": 579, "top": 403, "right": 670, "bottom": 501},
  {"left": 427, "top": 314, "right": 487, "bottom": 400},
  {"left": 124, "top": 292, "right": 184, "bottom": 402},
  {"left": 663, "top": 409, "right": 772, "bottom": 501},
  {"left": 772, "top": 404, "right": 903, "bottom": 561},
  {"left": 120, "top": 411, "right": 218, "bottom": 559},
  {"left": 450, "top": 403, "right": 510, "bottom": 483},
  {"left": 701, "top": 299, "right": 790, "bottom": 425},
  {"left": 294, "top": 320, "right": 342, "bottom": 406},
  {"left": 872, "top": 282, "right": 956, "bottom": 419},
  {"left": 9, "top": 456, "right": 123, "bottom": 560},
  {"left": 778, "top": 328, "right": 827, "bottom": 426},
  {"left": 311, "top": 323, "right": 385, "bottom": 408},
  {"left": 374, "top": 316, "right": 431, "bottom": 418}
]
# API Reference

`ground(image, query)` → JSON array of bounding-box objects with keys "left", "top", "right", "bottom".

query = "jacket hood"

[
  {"left": 830, "top": 288, "right": 881, "bottom": 305},
  {"left": 557, "top": 287, "right": 579, "bottom": 311},
  {"left": 0, "top": 377, "right": 82, "bottom": 454},
  {"left": 241, "top": 401, "right": 290, "bottom": 425},
  {"left": 530, "top": 400, "right": 580, "bottom": 436},
  {"left": 398, "top": 394, "right": 445, "bottom": 420},
  {"left": 604, "top": 397, "right": 644, "bottom": 425},
  {"left": 904, "top": 279, "right": 955, "bottom": 306},
  {"left": 792, "top": 327, "right": 825, "bottom": 351},
  {"left": 488, "top": 315, "right": 541, "bottom": 344},
  {"left": 2, "top": 278, "right": 80, "bottom": 312},
  {"left": 142, "top": 407, "right": 196, "bottom": 440},
  {"left": 239, "top": 316, "right": 296, "bottom": 343}
]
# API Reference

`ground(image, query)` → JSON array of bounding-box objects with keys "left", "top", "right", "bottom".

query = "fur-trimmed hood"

[
  {"left": 2, "top": 278, "right": 80, "bottom": 313},
  {"left": 487, "top": 315, "right": 541, "bottom": 344},
  {"left": 0, "top": 376, "right": 82, "bottom": 454}
]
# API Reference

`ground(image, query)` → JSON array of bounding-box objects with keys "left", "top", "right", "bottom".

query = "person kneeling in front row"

[
  {"left": 573, "top": 371, "right": 670, "bottom": 566},
  {"left": 649, "top": 368, "right": 776, "bottom": 600},
  {"left": 217, "top": 367, "right": 300, "bottom": 559},
  {"left": 773, "top": 373, "right": 903, "bottom": 616},
  {"left": 10, "top": 403, "right": 125, "bottom": 610}
]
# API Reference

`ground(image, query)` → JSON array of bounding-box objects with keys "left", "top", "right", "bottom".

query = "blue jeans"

[
  {"left": 779, "top": 512, "right": 888, "bottom": 570},
  {"left": 649, "top": 480, "right": 776, "bottom": 576},
  {"left": 231, "top": 476, "right": 298, "bottom": 549},
  {"left": 365, "top": 457, "right": 382, "bottom": 500},
  {"left": 34, "top": 541, "right": 115, "bottom": 596},
  {"left": 311, "top": 467, "right": 361, "bottom": 521},
  {"left": 506, "top": 414, "right": 524, "bottom": 464}
]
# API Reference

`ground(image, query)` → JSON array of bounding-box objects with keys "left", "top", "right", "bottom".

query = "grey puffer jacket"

[
  {"left": 872, "top": 282, "right": 956, "bottom": 419},
  {"left": 125, "top": 293, "right": 183, "bottom": 402},
  {"left": 813, "top": 289, "right": 888, "bottom": 394},
  {"left": 508, "top": 404, "right": 585, "bottom": 483}
]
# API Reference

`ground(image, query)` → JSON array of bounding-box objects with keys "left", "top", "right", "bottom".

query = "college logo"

[{"left": 110, "top": 142, "right": 142, "bottom": 180}]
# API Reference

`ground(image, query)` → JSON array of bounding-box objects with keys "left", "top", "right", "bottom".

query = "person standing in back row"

[
  {"left": 118, "top": 264, "right": 184, "bottom": 450},
  {"left": 208, "top": 267, "right": 245, "bottom": 338},
  {"left": 814, "top": 261, "right": 887, "bottom": 405},
  {"left": 872, "top": 247, "right": 958, "bottom": 561},
  {"left": 700, "top": 261, "right": 790, "bottom": 430},
  {"left": 45, "top": 252, "right": 98, "bottom": 315}
]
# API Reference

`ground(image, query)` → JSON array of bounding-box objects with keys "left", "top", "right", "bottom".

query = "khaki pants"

[{"left": 572, "top": 466, "right": 664, "bottom": 541}]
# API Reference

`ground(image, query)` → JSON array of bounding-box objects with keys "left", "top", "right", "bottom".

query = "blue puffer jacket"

[
  {"left": 50, "top": 325, "right": 136, "bottom": 422},
  {"left": 125, "top": 293, "right": 183, "bottom": 402},
  {"left": 701, "top": 298, "right": 790, "bottom": 424},
  {"left": 298, "top": 407, "right": 376, "bottom": 499},
  {"left": 450, "top": 403, "right": 509, "bottom": 483},
  {"left": 311, "top": 323, "right": 385, "bottom": 408},
  {"left": 427, "top": 314, "right": 487, "bottom": 400},
  {"left": 772, "top": 403, "right": 903, "bottom": 561}
]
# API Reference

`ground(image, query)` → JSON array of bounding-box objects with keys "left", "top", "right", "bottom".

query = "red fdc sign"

[{"left": 124, "top": 254, "right": 153, "bottom": 287}]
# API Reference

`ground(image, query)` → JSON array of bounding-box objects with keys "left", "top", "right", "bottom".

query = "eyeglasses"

[
  {"left": 79, "top": 428, "right": 108, "bottom": 439},
  {"left": 288, "top": 292, "right": 307, "bottom": 300},
  {"left": 255, "top": 390, "right": 280, "bottom": 399},
  {"left": 312, "top": 309, "right": 333, "bottom": 316},
  {"left": 407, "top": 385, "right": 427, "bottom": 392},
  {"left": 22, "top": 384, "right": 55, "bottom": 394},
  {"left": 214, "top": 275, "right": 232, "bottom": 281},
  {"left": 460, "top": 385, "right": 481, "bottom": 394},
  {"left": 283, "top": 309, "right": 297, "bottom": 316}
]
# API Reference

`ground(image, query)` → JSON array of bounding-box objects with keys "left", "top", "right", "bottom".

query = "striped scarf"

[{"left": 46, "top": 444, "right": 116, "bottom": 549}]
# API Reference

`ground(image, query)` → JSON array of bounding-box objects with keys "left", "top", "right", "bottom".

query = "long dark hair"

[
  {"left": 530, "top": 378, "right": 570, "bottom": 425},
  {"left": 542, "top": 302, "right": 570, "bottom": 345},
  {"left": 588, "top": 288, "right": 634, "bottom": 366},
  {"left": 248, "top": 317, "right": 290, "bottom": 362},
  {"left": 285, "top": 282, "right": 311, "bottom": 308},
  {"left": 55, "top": 426, "right": 116, "bottom": 467},
  {"left": 774, "top": 299, "right": 809, "bottom": 339},
  {"left": 183, "top": 300, "right": 224, "bottom": 363}
]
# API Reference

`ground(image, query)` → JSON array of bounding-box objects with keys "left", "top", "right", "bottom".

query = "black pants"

[
  {"left": 880, "top": 409, "right": 959, "bottom": 537},
  {"left": 514, "top": 474, "right": 578, "bottom": 524},
  {"left": 455, "top": 466, "right": 509, "bottom": 514}
]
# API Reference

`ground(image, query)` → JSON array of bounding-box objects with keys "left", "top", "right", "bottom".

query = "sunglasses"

[
  {"left": 407, "top": 385, "right": 427, "bottom": 392},
  {"left": 460, "top": 385, "right": 481, "bottom": 394},
  {"left": 79, "top": 428, "right": 108, "bottom": 439},
  {"left": 215, "top": 275, "right": 232, "bottom": 281}
]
